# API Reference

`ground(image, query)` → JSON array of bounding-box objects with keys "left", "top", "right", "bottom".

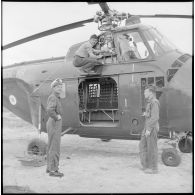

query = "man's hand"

[
  {"left": 57, "top": 115, "right": 61, "bottom": 120},
  {"left": 142, "top": 111, "right": 150, "bottom": 117},
  {"left": 100, "top": 48, "right": 108, "bottom": 53},
  {"left": 145, "top": 129, "right": 151, "bottom": 137},
  {"left": 93, "top": 49, "right": 105, "bottom": 54},
  {"left": 110, "top": 50, "right": 116, "bottom": 54},
  {"left": 93, "top": 50, "right": 100, "bottom": 55}
]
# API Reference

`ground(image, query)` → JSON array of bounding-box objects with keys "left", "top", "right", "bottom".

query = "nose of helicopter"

[
  {"left": 165, "top": 57, "right": 192, "bottom": 132},
  {"left": 168, "top": 57, "right": 192, "bottom": 97}
]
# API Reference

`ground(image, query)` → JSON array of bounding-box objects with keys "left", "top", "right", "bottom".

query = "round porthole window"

[{"left": 132, "top": 118, "right": 139, "bottom": 126}]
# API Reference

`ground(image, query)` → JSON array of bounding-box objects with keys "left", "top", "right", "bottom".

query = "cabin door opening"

[{"left": 78, "top": 77, "right": 119, "bottom": 127}]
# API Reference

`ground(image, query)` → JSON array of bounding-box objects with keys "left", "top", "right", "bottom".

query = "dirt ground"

[{"left": 3, "top": 109, "right": 193, "bottom": 193}]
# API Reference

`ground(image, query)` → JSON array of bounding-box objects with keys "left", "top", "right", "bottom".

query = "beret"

[{"left": 51, "top": 78, "right": 63, "bottom": 89}]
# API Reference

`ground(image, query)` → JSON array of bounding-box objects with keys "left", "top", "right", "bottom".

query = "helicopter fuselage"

[{"left": 3, "top": 23, "right": 192, "bottom": 140}]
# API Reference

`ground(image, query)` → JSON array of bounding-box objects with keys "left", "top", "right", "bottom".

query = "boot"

[
  {"left": 49, "top": 171, "right": 64, "bottom": 177},
  {"left": 140, "top": 166, "right": 147, "bottom": 171},
  {"left": 144, "top": 169, "right": 158, "bottom": 174}
]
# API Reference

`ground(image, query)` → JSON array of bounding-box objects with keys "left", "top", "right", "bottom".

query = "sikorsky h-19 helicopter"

[{"left": 3, "top": 2, "right": 192, "bottom": 167}]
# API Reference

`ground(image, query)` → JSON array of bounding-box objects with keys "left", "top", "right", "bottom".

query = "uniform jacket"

[
  {"left": 144, "top": 97, "right": 160, "bottom": 132},
  {"left": 46, "top": 92, "right": 63, "bottom": 121},
  {"left": 75, "top": 41, "right": 93, "bottom": 58}
]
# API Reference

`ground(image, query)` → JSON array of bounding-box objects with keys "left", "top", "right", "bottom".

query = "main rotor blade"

[
  {"left": 138, "top": 14, "right": 192, "bottom": 19},
  {"left": 87, "top": 2, "right": 192, "bottom": 19},
  {"left": 3, "top": 18, "right": 93, "bottom": 50},
  {"left": 87, "top": 2, "right": 110, "bottom": 14},
  {"left": 99, "top": 2, "right": 110, "bottom": 14}
]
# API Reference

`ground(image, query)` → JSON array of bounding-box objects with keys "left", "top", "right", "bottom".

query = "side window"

[
  {"left": 136, "top": 42, "right": 149, "bottom": 59},
  {"left": 117, "top": 31, "right": 149, "bottom": 62},
  {"left": 148, "top": 77, "right": 154, "bottom": 85},
  {"left": 167, "top": 69, "right": 178, "bottom": 82},
  {"left": 141, "top": 76, "right": 165, "bottom": 111},
  {"left": 88, "top": 84, "right": 100, "bottom": 98},
  {"left": 148, "top": 40, "right": 164, "bottom": 56},
  {"left": 156, "top": 77, "right": 164, "bottom": 88},
  {"left": 155, "top": 77, "right": 164, "bottom": 99},
  {"left": 87, "top": 83, "right": 100, "bottom": 109}
]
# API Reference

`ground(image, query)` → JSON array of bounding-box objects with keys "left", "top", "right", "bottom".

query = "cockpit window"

[
  {"left": 116, "top": 31, "right": 149, "bottom": 62},
  {"left": 143, "top": 28, "right": 176, "bottom": 56}
]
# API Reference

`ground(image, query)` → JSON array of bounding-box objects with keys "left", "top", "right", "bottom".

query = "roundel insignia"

[{"left": 9, "top": 95, "right": 17, "bottom": 105}]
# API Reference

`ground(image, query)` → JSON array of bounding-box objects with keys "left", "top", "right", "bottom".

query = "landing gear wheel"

[
  {"left": 178, "top": 137, "right": 192, "bottom": 153},
  {"left": 101, "top": 139, "right": 111, "bottom": 142},
  {"left": 27, "top": 138, "right": 47, "bottom": 156},
  {"left": 161, "top": 148, "right": 181, "bottom": 167}
]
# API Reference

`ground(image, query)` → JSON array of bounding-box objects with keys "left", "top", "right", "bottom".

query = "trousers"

[
  {"left": 139, "top": 128, "right": 158, "bottom": 170},
  {"left": 73, "top": 55, "right": 103, "bottom": 72},
  {"left": 46, "top": 118, "right": 62, "bottom": 172},
  {"left": 122, "top": 51, "right": 137, "bottom": 61}
]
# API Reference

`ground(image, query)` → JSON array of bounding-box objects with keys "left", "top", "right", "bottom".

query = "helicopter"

[{"left": 3, "top": 2, "right": 192, "bottom": 167}]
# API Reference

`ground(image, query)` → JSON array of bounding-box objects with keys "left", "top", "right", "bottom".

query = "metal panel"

[
  {"left": 61, "top": 79, "right": 80, "bottom": 127},
  {"left": 119, "top": 74, "right": 143, "bottom": 135}
]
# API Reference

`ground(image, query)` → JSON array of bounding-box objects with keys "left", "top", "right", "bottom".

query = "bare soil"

[{"left": 3, "top": 109, "right": 193, "bottom": 193}]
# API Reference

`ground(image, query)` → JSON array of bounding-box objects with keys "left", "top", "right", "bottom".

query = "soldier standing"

[
  {"left": 46, "top": 78, "right": 64, "bottom": 177},
  {"left": 139, "top": 85, "right": 160, "bottom": 174}
]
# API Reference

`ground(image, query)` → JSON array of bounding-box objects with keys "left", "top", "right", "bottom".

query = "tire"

[
  {"left": 178, "top": 137, "right": 192, "bottom": 153},
  {"left": 161, "top": 148, "right": 181, "bottom": 167},
  {"left": 27, "top": 138, "right": 47, "bottom": 156}
]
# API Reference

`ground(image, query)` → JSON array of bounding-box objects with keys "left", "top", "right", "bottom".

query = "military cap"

[
  {"left": 50, "top": 78, "right": 63, "bottom": 89},
  {"left": 90, "top": 34, "right": 98, "bottom": 40}
]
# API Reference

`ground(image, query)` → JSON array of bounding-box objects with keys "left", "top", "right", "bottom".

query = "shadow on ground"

[{"left": 3, "top": 185, "right": 35, "bottom": 193}]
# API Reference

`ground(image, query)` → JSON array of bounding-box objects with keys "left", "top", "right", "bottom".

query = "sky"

[{"left": 2, "top": 2, "right": 193, "bottom": 66}]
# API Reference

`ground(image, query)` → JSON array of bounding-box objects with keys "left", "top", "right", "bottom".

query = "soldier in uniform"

[
  {"left": 139, "top": 85, "right": 160, "bottom": 174},
  {"left": 73, "top": 34, "right": 104, "bottom": 74},
  {"left": 118, "top": 34, "right": 137, "bottom": 61},
  {"left": 46, "top": 78, "right": 64, "bottom": 177}
]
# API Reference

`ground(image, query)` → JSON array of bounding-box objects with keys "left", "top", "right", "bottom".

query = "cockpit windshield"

[
  {"left": 116, "top": 31, "right": 150, "bottom": 61},
  {"left": 143, "top": 28, "right": 177, "bottom": 56},
  {"left": 91, "top": 27, "right": 177, "bottom": 64}
]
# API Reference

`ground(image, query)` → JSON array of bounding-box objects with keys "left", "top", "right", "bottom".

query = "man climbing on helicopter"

[{"left": 73, "top": 34, "right": 105, "bottom": 74}]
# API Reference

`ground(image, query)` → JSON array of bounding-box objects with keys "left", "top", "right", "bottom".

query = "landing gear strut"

[
  {"left": 161, "top": 131, "right": 181, "bottom": 167},
  {"left": 161, "top": 130, "right": 192, "bottom": 167}
]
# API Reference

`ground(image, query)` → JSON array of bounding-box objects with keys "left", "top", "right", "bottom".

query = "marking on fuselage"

[
  {"left": 9, "top": 95, "right": 17, "bottom": 105},
  {"left": 125, "top": 98, "right": 127, "bottom": 108},
  {"left": 132, "top": 64, "right": 135, "bottom": 82}
]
